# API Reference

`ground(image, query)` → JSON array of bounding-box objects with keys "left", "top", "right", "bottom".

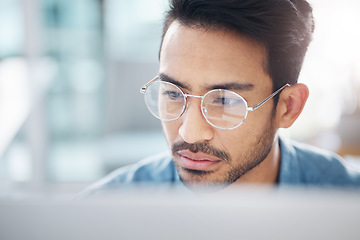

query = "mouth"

[{"left": 176, "top": 150, "right": 222, "bottom": 171}]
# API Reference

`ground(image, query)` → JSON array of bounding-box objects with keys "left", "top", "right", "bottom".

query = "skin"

[{"left": 159, "top": 21, "right": 309, "bottom": 190}]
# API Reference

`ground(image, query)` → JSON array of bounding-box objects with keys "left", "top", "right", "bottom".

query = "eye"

[
  {"left": 213, "top": 97, "right": 241, "bottom": 106},
  {"left": 162, "top": 90, "right": 183, "bottom": 101}
]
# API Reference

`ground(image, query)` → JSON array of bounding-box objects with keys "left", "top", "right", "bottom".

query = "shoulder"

[
  {"left": 78, "top": 151, "right": 178, "bottom": 197},
  {"left": 279, "top": 137, "right": 360, "bottom": 187}
]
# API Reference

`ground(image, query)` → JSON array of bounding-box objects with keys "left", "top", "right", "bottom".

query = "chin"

[{"left": 179, "top": 168, "right": 233, "bottom": 192}]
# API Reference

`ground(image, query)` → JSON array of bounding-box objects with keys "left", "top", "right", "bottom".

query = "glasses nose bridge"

[
  {"left": 184, "top": 93, "right": 203, "bottom": 99},
  {"left": 183, "top": 93, "right": 205, "bottom": 109}
]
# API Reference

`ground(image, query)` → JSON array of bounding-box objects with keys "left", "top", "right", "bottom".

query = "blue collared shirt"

[{"left": 81, "top": 138, "right": 360, "bottom": 195}]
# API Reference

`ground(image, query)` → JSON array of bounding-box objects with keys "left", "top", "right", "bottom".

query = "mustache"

[{"left": 172, "top": 141, "right": 230, "bottom": 162}]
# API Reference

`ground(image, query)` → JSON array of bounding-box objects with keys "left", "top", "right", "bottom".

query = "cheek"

[
  {"left": 242, "top": 101, "right": 275, "bottom": 132},
  {"left": 216, "top": 126, "right": 253, "bottom": 155},
  {"left": 216, "top": 113, "right": 271, "bottom": 157},
  {"left": 161, "top": 120, "right": 181, "bottom": 143}
]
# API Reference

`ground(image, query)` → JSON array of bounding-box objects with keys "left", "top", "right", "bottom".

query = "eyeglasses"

[{"left": 140, "top": 76, "right": 289, "bottom": 130}]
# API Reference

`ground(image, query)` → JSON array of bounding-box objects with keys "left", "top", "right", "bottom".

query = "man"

[{"left": 83, "top": 0, "right": 360, "bottom": 195}]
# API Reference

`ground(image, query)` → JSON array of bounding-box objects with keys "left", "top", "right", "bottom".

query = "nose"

[{"left": 178, "top": 98, "right": 214, "bottom": 143}]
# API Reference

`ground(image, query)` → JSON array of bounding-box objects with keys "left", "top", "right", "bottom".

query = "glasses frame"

[{"left": 140, "top": 76, "right": 290, "bottom": 130}]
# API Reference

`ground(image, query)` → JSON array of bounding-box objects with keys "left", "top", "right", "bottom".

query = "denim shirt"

[
  {"left": 81, "top": 137, "right": 360, "bottom": 196},
  {"left": 278, "top": 138, "right": 360, "bottom": 187}
]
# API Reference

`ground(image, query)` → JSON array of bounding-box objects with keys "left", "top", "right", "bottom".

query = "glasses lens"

[
  {"left": 202, "top": 90, "right": 248, "bottom": 129},
  {"left": 144, "top": 81, "right": 186, "bottom": 120}
]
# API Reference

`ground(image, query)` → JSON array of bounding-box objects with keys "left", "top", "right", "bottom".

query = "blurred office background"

[{"left": 0, "top": 0, "right": 359, "bottom": 192}]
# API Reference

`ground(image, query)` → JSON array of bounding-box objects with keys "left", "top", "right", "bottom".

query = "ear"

[{"left": 276, "top": 83, "right": 309, "bottom": 129}]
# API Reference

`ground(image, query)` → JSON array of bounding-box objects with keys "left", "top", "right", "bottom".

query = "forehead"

[{"left": 159, "top": 21, "right": 271, "bottom": 92}]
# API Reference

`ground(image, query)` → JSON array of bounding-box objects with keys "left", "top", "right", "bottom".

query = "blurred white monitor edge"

[{"left": 0, "top": 185, "right": 360, "bottom": 240}]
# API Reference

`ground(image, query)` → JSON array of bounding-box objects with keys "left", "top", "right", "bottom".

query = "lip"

[{"left": 177, "top": 150, "right": 221, "bottom": 171}]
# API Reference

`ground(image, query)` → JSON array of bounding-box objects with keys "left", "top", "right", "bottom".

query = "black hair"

[{"left": 160, "top": 0, "right": 315, "bottom": 103}]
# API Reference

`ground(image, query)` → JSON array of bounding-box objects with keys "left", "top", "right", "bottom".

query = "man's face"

[{"left": 159, "top": 21, "right": 279, "bottom": 189}]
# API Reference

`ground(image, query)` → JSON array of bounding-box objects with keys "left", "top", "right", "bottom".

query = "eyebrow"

[
  {"left": 158, "top": 73, "right": 254, "bottom": 92},
  {"left": 204, "top": 82, "right": 254, "bottom": 91},
  {"left": 158, "top": 73, "right": 191, "bottom": 90}
]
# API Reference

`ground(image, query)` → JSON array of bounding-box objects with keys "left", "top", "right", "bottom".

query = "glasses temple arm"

[
  {"left": 140, "top": 76, "right": 159, "bottom": 93},
  {"left": 247, "top": 84, "right": 290, "bottom": 111}
]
